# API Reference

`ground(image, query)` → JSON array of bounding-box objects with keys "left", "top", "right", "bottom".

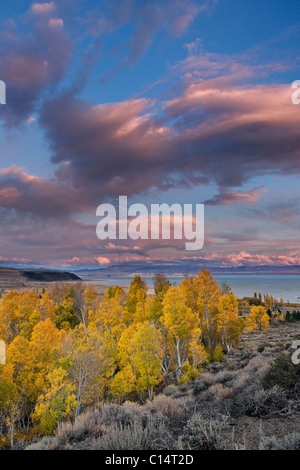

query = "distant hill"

[
  {"left": 73, "top": 264, "right": 300, "bottom": 276},
  {"left": 0, "top": 267, "right": 81, "bottom": 282}
]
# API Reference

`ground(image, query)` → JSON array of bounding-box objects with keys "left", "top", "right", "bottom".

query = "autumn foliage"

[{"left": 0, "top": 270, "right": 263, "bottom": 447}]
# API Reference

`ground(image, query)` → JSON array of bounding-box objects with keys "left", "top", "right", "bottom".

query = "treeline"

[
  {"left": 241, "top": 292, "right": 284, "bottom": 309},
  {"left": 0, "top": 269, "right": 269, "bottom": 447},
  {"left": 285, "top": 311, "right": 300, "bottom": 322}
]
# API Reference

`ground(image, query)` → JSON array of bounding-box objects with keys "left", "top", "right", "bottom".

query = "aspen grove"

[{"left": 0, "top": 270, "right": 270, "bottom": 445}]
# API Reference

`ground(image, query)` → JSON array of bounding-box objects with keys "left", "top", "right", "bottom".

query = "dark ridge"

[
  {"left": 0, "top": 266, "right": 81, "bottom": 282},
  {"left": 22, "top": 270, "right": 81, "bottom": 282}
]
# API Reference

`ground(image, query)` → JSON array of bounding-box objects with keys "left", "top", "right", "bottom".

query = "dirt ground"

[{"left": 213, "top": 323, "right": 300, "bottom": 449}]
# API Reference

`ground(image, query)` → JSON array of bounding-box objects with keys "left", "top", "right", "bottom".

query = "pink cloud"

[
  {"left": 94, "top": 257, "right": 111, "bottom": 265},
  {"left": 48, "top": 18, "right": 64, "bottom": 28},
  {"left": 0, "top": 187, "right": 21, "bottom": 206},
  {"left": 178, "top": 251, "right": 300, "bottom": 267},
  {"left": 31, "top": 2, "right": 56, "bottom": 15},
  {"left": 205, "top": 187, "right": 268, "bottom": 206}
]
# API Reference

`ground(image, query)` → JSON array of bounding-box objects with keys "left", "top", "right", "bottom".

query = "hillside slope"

[{"left": 0, "top": 267, "right": 81, "bottom": 282}]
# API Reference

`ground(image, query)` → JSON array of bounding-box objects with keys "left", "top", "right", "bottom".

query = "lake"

[{"left": 81, "top": 274, "right": 300, "bottom": 303}]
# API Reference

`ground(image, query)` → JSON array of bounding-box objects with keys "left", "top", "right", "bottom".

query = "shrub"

[
  {"left": 231, "top": 356, "right": 270, "bottom": 389},
  {"left": 214, "top": 371, "right": 235, "bottom": 385},
  {"left": 99, "top": 404, "right": 137, "bottom": 426},
  {"left": 212, "top": 345, "right": 224, "bottom": 362},
  {"left": 146, "top": 395, "right": 189, "bottom": 419},
  {"left": 163, "top": 385, "right": 178, "bottom": 396},
  {"left": 178, "top": 382, "right": 192, "bottom": 392},
  {"left": 26, "top": 436, "right": 57, "bottom": 451},
  {"left": 180, "top": 413, "right": 231, "bottom": 450},
  {"left": 259, "top": 433, "right": 300, "bottom": 450},
  {"left": 244, "top": 386, "right": 288, "bottom": 417},
  {"left": 193, "top": 372, "right": 216, "bottom": 395},
  {"left": 93, "top": 417, "right": 171, "bottom": 450},
  {"left": 257, "top": 343, "right": 273, "bottom": 353},
  {"left": 55, "top": 409, "right": 103, "bottom": 446},
  {"left": 262, "top": 353, "right": 300, "bottom": 394},
  {"left": 193, "top": 379, "right": 208, "bottom": 395},
  {"left": 33, "top": 404, "right": 142, "bottom": 449}
]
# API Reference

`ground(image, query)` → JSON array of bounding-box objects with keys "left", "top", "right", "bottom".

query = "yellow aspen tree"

[
  {"left": 117, "top": 324, "right": 137, "bottom": 367},
  {"left": 33, "top": 367, "right": 77, "bottom": 435},
  {"left": 28, "top": 319, "right": 65, "bottom": 398},
  {"left": 188, "top": 331, "right": 208, "bottom": 373},
  {"left": 6, "top": 336, "right": 38, "bottom": 401},
  {"left": 217, "top": 293, "right": 244, "bottom": 352},
  {"left": 154, "top": 273, "right": 171, "bottom": 299},
  {"left": 192, "top": 270, "right": 221, "bottom": 348},
  {"left": 37, "top": 293, "right": 56, "bottom": 322},
  {"left": 70, "top": 285, "right": 90, "bottom": 338},
  {"left": 246, "top": 305, "right": 270, "bottom": 331},
  {"left": 30, "top": 318, "right": 65, "bottom": 358},
  {"left": 130, "top": 322, "right": 163, "bottom": 399},
  {"left": 95, "top": 297, "right": 125, "bottom": 349},
  {"left": 0, "top": 364, "right": 19, "bottom": 449},
  {"left": 64, "top": 324, "right": 111, "bottom": 413},
  {"left": 144, "top": 295, "right": 164, "bottom": 325},
  {"left": 133, "top": 301, "right": 150, "bottom": 324},
  {"left": 124, "top": 276, "right": 147, "bottom": 321},
  {"left": 110, "top": 364, "right": 136, "bottom": 403},
  {"left": 178, "top": 277, "right": 195, "bottom": 310},
  {"left": 105, "top": 285, "right": 126, "bottom": 304},
  {"left": 0, "top": 291, "right": 42, "bottom": 342},
  {"left": 162, "top": 287, "right": 200, "bottom": 381},
  {"left": 54, "top": 297, "right": 75, "bottom": 330}
]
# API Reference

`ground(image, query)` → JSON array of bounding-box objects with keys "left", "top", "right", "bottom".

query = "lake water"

[{"left": 81, "top": 274, "right": 300, "bottom": 303}]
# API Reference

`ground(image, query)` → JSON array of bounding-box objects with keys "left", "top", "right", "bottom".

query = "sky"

[{"left": 0, "top": 0, "right": 300, "bottom": 271}]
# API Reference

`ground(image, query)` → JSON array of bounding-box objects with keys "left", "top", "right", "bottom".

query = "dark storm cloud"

[
  {"left": 0, "top": 165, "right": 89, "bottom": 218},
  {"left": 36, "top": 74, "right": 300, "bottom": 214},
  {"left": 0, "top": 5, "right": 71, "bottom": 126}
]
